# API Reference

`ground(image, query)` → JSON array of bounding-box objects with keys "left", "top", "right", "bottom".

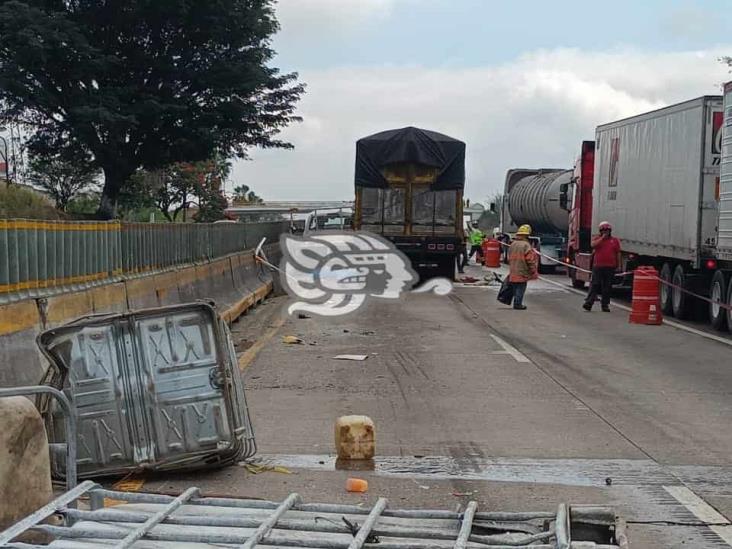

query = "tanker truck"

[
  {"left": 353, "top": 127, "right": 466, "bottom": 280},
  {"left": 501, "top": 169, "right": 572, "bottom": 273}
]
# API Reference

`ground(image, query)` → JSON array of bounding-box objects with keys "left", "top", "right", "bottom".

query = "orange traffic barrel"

[
  {"left": 629, "top": 266, "right": 663, "bottom": 325},
  {"left": 482, "top": 239, "right": 501, "bottom": 268}
]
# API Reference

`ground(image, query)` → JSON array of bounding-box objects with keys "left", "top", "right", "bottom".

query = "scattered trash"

[
  {"left": 452, "top": 491, "right": 475, "bottom": 497},
  {"left": 333, "top": 354, "right": 368, "bottom": 361},
  {"left": 460, "top": 276, "right": 480, "bottom": 283},
  {"left": 283, "top": 335, "right": 303, "bottom": 344},
  {"left": 308, "top": 342, "right": 318, "bottom": 346},
  {"left": 297, "top": 313, "right": 311, "bottom": 319},
  {"left": 342, "top": 517, "right": 380, "bottom": 543},
  {"left": 412, "top": 479, "right": 430, "bottom": 490},
  {"left": 239, "top": 462, "right": 293, "bottom": 475},
  {"left": 104, "top": 475, "right": 146, "bottom": 507},
  {"left": 361, "top": 330, "right": 375, "bottom": 336},
  {"left": 346, "top": 477, "right": 369, "bottom": 493},
  {"left": 605, "top": 477, "right": 613, "bottom": 486}
]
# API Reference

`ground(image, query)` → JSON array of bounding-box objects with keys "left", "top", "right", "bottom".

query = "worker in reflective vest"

[
  {"left": 468, "top": 222, "right": 485, "bottom": 263},
  {"left": 508, "top": 224, "right": 538, "bottom": 310}
]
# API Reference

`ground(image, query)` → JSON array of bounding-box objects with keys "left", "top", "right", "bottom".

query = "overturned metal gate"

[
  {"left": 36, "top": 302, "right": 256, "bottom": 479},
  {"left": 0, "top": 481, "right": 627, "bottom": 548}
]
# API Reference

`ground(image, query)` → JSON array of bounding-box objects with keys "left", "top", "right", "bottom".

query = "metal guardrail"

[
  {"left": 0, "top": 219, "right": 286, "bottom": 303},
  {"left": 0, "top": 483, "right": 627, "bottom": 548},
  {"left": 0, "top": 385, "right": 77, "bottom": 491}
]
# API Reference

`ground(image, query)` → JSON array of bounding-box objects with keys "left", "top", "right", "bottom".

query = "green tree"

[
  {"left": 28, "top": 155, "right": 99, "bottom": 211},
  {"left": 0, "top": 0, "right": 304, "bottom": 219},
  {"left": 233, "top": 184, "right": 263, "bottom": 204}
]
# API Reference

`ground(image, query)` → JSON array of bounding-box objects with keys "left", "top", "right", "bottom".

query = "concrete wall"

[{"left": 0, "top": 244, "right": 281, "bottom": 387}]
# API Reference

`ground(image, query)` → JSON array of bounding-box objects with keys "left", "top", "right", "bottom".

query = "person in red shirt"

[{"left": 583, "top": 221, "right": 621, "bottom": 312}]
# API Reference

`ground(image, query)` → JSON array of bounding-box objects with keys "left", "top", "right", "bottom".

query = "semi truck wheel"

[
  {"left": 671, "top": 264, "right": 693, "bottom": 320},
  {"left": 659, "top": 262, "right": 674, "bottom": 315},
  {"left": 709, "top": 270, "right": 728, "bottom": 331},
  {"left": 727, "top": 278, "right": 732, "bottom": 332}
]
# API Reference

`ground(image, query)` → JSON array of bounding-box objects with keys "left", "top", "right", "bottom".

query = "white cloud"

[
  {"left": 275, "top": 0, "right": 396, "bottom": 36},
  {"left": 232, "top": 47, "right": 731, "bottom": 202}
]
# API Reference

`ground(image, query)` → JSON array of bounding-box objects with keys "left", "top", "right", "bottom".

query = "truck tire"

[
  {"left": 671, "top": 264, "right": 693, "bottom": 320},
  {"left": 659, "top": 262, "right": 674, "bottom": 315},
  {"left": 709, "top": 270, "right": 728, "bottom": 331},
  {"left": 441, "top": 258, "right": 456, "bottom": 281},
  {"left": 727, "top": 278, "right": 732, "bottom": 333}
]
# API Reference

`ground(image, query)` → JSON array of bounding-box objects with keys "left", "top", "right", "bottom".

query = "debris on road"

[
  {"left": 283, "top": 335, "right": 303, "bottom": 344},
  {"left": 336, "top": 415, "right": 375, "bottom": 460},
  {"left": 37, "top": 302, "right": 256, "bottom": 480},
  {"left": 333, "top": 354, "right": 368, "bottom": 361},
  {"left": 0, "top": 482, "right": 627, "bottom": 548},
  {"left": 239, "top": 461, "right": 293, "bottom": 475},
  {"left": 345, "top": 477, "right": 369, "bottom": 492},
  {"left": 297, "top": 313, "right": 311, "bottom": 319}
]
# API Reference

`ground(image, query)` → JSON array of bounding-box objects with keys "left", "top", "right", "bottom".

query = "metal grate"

[{"left": 0, "top": 482, "right": 626, "bottom": 548}]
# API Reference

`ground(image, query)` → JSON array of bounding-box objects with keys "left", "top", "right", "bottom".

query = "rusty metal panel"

[{"left": 37, "top": 302, "right": 255, "bottom": 479}]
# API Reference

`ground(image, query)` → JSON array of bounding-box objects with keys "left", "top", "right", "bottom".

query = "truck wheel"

[
  {"left": 671, "top": 264, "right": 693, "bottom": 320},
  {"left": 727, "top": 278, "right": 732, "bottom": 332},
  {"left": 441, "top": 258, "right": 456, "bottom": 281},
  {"left": 709, "top": 270, "right": 728, "bottom": 331},
  {"left": 659, "top": 262, "right": 674, "bottom": 315}
]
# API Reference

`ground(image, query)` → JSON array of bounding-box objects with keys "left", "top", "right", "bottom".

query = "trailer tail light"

[
  {"left": 427, "top": 244, "right": 436, "bottom": 250},
  {"left": 437, "top": 244, "right": 445, "bottom": 250},
  {"left": 446, "top": 244, "right": 454, "bottom": 251},
  {"left": 706, "top": 259, "right": 717, "bottom": 270}
]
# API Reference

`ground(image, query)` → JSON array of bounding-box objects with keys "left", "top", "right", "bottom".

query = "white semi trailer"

[{"left": 592, "top": 95, "right": 729, "bottom": 328}]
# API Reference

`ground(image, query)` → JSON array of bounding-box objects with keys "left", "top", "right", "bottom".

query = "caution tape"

[{"left": 497, "top": 240, "right": 732, "bottom": 313}]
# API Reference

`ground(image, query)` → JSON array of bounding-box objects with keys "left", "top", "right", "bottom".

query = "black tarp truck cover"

[
  {"left": 355, "top": 127, "right": 466, "bottom": 190},
  {"left": 354, "top": 127, "right": 465, "bottom": 279}
]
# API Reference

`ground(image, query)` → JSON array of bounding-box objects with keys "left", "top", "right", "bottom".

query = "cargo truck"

[
  {"left": 353, "top": 127, "right": 465, "bottom": 280},
  {"left": 501, "top": 169, "right": 572, "bottom": 273},
  {"left": 565, "top": 141, "right": 595, "bottom": 288},
  {"left": 583, "top": 95, "right": 729, "bottom": 327}
]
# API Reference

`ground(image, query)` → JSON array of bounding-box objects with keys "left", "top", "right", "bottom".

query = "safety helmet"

[
  {"left": 599, "top": 221, "right": 612, "bottom": 231},
  {"left": 516, "top": 224, "right": 532, "bottom": 236}
]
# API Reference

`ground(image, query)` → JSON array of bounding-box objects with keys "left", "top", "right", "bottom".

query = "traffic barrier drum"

[
  {"left": 629, "top": 266, "right": 663, "bottom": 325},
  {"left": 482, "top": 239, "right": 501, "bottom": 268}
]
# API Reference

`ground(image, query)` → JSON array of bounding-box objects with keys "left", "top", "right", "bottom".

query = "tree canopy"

[
  {"left": 28, "top": 155, "right": 99, "bottom": 211},
  {"left": 0, "top": 0, "right": 304, "bottom": 218}
]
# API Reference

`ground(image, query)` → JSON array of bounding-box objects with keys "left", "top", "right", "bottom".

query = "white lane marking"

[
  {"left": 489, "top": 334, "right": 531, "bottom": 363},
  {"left": 538, "top": 276, "right": 732, "bottom": 349},
  {"left": 664, "top": 485, "right": 732, "bottom": 545}
]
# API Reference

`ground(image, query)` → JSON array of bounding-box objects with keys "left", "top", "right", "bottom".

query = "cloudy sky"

[{"left": 231, "top": 0, "right": 732, "bottom": 203}]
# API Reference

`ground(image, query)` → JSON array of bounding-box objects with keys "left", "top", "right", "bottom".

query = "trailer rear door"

[{"left": 718, "top": 82, "right": 732, "bottom": 259}]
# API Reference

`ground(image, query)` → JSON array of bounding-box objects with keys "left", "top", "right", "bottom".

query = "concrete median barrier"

[{"left": 0, "top": 246, "right": 279, "bottom": 388}]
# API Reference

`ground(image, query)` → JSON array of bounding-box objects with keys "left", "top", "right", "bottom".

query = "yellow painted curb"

[{"left": 238, "top": 316, "right": 285, "bottom": 372}]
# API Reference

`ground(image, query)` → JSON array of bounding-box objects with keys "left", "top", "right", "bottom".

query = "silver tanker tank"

[{"left": 504, "top": 169, "right": 572, "bottom": 235}]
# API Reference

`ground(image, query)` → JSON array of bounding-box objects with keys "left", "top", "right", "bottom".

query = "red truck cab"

[{"left": 566, "top": 141, "right": 595, "bottom": 288}]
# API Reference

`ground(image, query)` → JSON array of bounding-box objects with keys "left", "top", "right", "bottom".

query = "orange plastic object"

[
  {"left": 629, "top": 266, "right": 663, "bottom": 325},
  {"left": 346, "top": 478, "right": 369, "bottom": 493},
  {"left": 482, "top": 239, "right": 501, "bottom": 268}
]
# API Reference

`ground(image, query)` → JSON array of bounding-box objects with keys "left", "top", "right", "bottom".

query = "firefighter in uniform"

[{"left": 508, "top": 224, "right": 538, "bottom": 310}]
